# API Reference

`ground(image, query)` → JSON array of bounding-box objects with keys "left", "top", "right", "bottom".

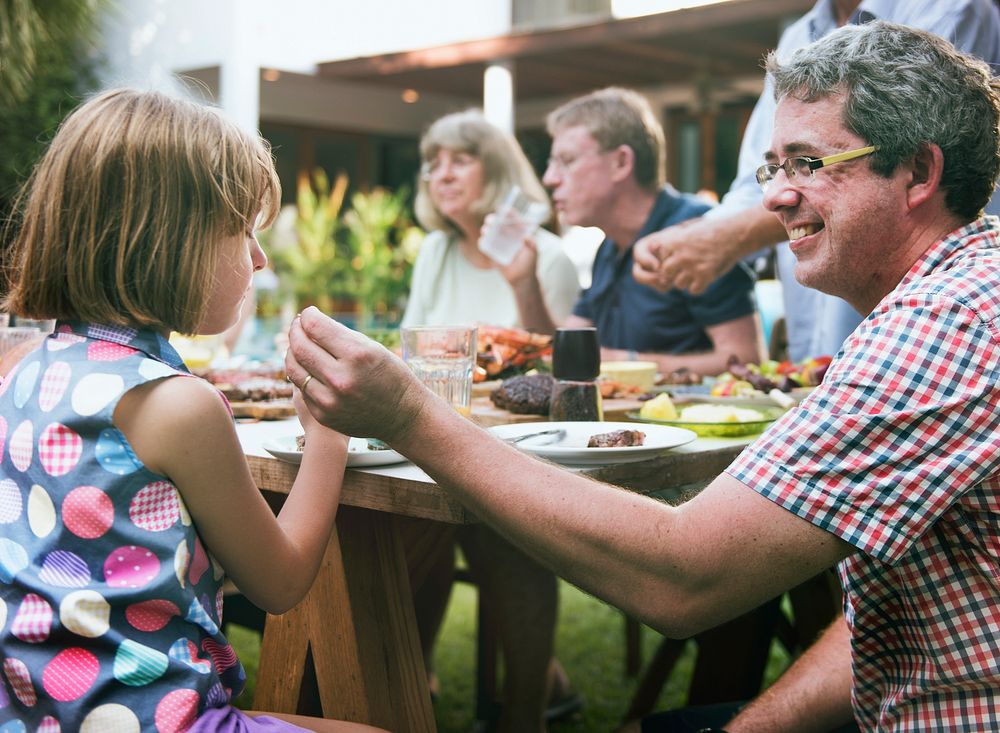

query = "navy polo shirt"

[{"left": 573, "top": 186, "right": 756, "bottom": 353}]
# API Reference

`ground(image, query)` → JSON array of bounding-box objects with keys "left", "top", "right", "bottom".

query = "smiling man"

[
  {"left": 542, "top": 87, "right": 765, "bottom": 377},
  {"left": 286, "top": 23, "right": 1000, "bottom": 732}
]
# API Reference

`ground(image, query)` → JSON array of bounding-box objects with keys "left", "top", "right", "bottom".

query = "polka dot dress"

[{"left": 0, "top": 323, "right": 246, "bottom": 730}]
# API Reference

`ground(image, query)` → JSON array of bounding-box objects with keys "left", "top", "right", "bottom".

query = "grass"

[{"left": 230, "top": 579, "right": 793, "bottom": 732}]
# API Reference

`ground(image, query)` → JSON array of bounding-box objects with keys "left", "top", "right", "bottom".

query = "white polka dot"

[
  {"left": 60, "top": 590, "right": 111, "bottom": 638},
  {"left": 71, "top": 373, "right": 125, "bottom": 417},
  {"left": 28, "top": 485, "right": 56, "bottom": 538},
  {"left": 138, "top": 358, "right": 176, "bottom": 381},
  {"left": 80, "top": 704, "right": 140, "bottom": 733}
]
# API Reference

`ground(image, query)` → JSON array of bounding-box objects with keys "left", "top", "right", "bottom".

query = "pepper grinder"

[{"left": 549, "top": 327, "right": 603, "bottom": 422}]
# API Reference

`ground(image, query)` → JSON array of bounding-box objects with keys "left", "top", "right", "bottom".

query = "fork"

[{"left": 505, "top": 428, "right": 567, "bottom": 445}]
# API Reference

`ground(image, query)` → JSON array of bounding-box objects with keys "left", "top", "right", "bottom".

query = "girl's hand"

[{"left": 292, "top": 373, "right": 349, "bottom": 450}]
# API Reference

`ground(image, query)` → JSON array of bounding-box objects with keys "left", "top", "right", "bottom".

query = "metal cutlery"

[{"left": 505, "top": 428, "right": 567, "bottom": 445}]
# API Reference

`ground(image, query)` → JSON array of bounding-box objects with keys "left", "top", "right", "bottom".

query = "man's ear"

[
  {"left": 905, "top": 142, "right": 945, "bottom": 211},
  {"left": 610, "top": 144, "right": 635, "bottom": 183}
]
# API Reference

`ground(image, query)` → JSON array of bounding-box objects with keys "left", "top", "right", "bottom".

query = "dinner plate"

[
  {"left": 488, "top": 421, "right": 696, "bottom": 466},
  {"left": 263, "top": 436, "right": 408, "bottom": 467}
]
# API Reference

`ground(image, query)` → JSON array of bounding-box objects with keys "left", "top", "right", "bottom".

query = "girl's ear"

[{"left": 904, "top": 142, "right": 945, "bottom": 211}]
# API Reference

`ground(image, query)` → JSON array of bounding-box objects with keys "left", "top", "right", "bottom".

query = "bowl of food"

[{"left": 628, "top": 394, "right": 785, "bottom": 437}]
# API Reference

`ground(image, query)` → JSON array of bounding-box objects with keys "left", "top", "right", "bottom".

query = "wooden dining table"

[{"left": 236, "top": 395, "right": 756, "bottom": 733}]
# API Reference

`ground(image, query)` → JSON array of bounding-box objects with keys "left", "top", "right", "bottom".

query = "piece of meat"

[
  {"left": 489, "top": 374, "right": 555, "bottom": 415},
  {"left": 587, "top": 429, "right": 646, "bottom": 448}
]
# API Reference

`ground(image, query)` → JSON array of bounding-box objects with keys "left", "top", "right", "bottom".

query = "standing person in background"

[
  {"left": 401, "top": 109, "right": 579, "bottom": 333},
  {"left": 633, "top": 0, "right": 1000, "bottom": 362},
  {"left": 0, "top": 87, "right": 382, "bottom": 733},
  {"left": 545, "top": 87, "right": 765, "bottom": 376},
  {"left": 400, "top": 109, "right": 582, "bottom": 733}
]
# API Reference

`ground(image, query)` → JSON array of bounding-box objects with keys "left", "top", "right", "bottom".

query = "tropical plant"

[
  {"left": 0, "top": 0, "right": 105, "bottom": 221},
  {"left": 341, "top": 185, "right": 423, "bottom": 329},
  {"left": 263, "top": 168, "right": 422, "bottom": 327},
  {"left": 264, "top": 169, "right": 350, "bottom": 315}
]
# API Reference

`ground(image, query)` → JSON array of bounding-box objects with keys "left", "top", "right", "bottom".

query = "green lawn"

[{"left": 230, "top": 579, "right": 792, "bottom": 732}]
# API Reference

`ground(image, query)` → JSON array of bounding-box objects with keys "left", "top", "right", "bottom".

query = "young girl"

[{"left": 0, "top": 89, "right": 384, "bottom": 733}]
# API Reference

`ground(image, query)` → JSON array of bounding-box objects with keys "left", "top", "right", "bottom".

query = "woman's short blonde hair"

[
  {"left": 414, "top": 110, "right": 550, "bottom": 237},
  {"left": 3, "top": 87, "right": 281, "bottom": 334}
]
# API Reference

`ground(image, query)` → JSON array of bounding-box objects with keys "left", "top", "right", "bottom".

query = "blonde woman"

[
  {"left": 400, "top": 110, "right": 582, "bottom": 732},
  {"left": 402, "top": 110, "right": 579, "bottom": 333}
]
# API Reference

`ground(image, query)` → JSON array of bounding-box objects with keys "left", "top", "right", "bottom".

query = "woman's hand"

[{"left": 480, "top": 213, "right": 540, "bottom": 289}]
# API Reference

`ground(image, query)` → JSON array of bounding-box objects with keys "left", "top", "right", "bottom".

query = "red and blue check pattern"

[{"left": 729, "top": 217, "right": 1000, "bottom": 731}]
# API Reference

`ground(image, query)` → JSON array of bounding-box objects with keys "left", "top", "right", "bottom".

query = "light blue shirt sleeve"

[
  {"left": 708, "top": 0, "right": 1000, "bottom": 221},
  {"left": 707, "top": 0, "right": 1000, "bottom": 360}
]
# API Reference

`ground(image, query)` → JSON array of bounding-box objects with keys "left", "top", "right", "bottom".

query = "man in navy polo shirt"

[{"left": 543, "top": 87, "right": 764, "bottom": 376}]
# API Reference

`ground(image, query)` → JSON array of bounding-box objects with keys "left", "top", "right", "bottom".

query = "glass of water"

[{"left": 400, "top": 325, "right": 477, "bottom": 417}]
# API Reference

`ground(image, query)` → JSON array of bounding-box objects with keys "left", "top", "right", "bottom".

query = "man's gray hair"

[{"left": 766, "top": 20, "right": 1000, "bottom": 219}]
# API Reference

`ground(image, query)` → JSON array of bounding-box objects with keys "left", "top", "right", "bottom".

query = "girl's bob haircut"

[{"left": 3, "top": 87, "right": 281, "bottom": 334}]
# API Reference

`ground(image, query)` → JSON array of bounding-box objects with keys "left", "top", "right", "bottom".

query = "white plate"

[
  {"left": 263, "top": 436, "right": 408, "bottom": 467},
  {"left": 488, "top": 421, "right": 697, "bottom": 466}
]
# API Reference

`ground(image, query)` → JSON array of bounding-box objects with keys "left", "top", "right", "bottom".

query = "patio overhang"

[{"left": 315, "top": 0, "right": 812, "bottom": 104}]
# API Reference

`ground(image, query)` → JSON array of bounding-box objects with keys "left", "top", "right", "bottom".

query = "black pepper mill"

[{"left": 549, "top": 327, "right": 603, "bottom": 422}]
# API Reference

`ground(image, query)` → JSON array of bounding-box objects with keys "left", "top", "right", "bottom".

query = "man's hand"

[
  {"left": 632, "top": 217, "right": 737, "bottom": 294},
  {"left": 633, "top": 206, "right": 788, "bottom": 294},
  {"left": 285, "top": 307, "right": 431, "bottom": 444}
]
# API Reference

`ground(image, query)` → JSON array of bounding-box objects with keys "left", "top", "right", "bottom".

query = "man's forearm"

[
  {"left": 727, "top": 615, "right": 854, "bottom": 733},
  {"left": 712, "top": 204, "right": 789, "bottom": 262}
]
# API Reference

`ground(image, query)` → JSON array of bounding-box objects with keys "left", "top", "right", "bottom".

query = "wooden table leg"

[{"left": 254, "top": 505, "right": 436, "bottom": 732}]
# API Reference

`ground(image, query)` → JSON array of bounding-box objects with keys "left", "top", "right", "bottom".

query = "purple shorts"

[{"left": 190, "top": 706, "right": 311, "bottom": 732}]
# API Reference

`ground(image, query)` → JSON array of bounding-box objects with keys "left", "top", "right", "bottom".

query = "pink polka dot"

[
  {"left": 3, "top": 656, "right": 36, "bottom": 706},
  {"left": 87, "top": 342, "right": 138, "bottom": 362},
  {"left": 9, "top": 420, "right": 33, "bottom": 472},
  {"left": 42, "top": 647, "right": 99, "bottom": 702},
  {"left": 39, "top": 362, "right": 71, "bottom": 412},
  {"left": 38, "top": 423, "right": 82, "bottom": 477},
  {"left": 188, "top": 537, "right": 208, "bottom": 585},
  {"left": 202, "top": 639, "right": 238, "bottom": 673},
  {"left": 125, "top": 599, "right": 180, "bottom": 632},
  {"left": 48, "top": 327, "right": 85, "bottom": 352},
  {"left": 11, "top": 592, "right": 53, "bottom": 643},
  {"left": 154, "top": 688, "right": 200, "bottom": 733},
  {"left": 63, "top": 486, "right": 114, "bottom": 539},
  {"left": 38, "top": 715, "right": 61, "bottom": 733},
  {"left": 129, "top": 481, "right": 181, "bottom": 532},
  {"left": 104, "top": 545, "right": 160, "bottom": 589}
]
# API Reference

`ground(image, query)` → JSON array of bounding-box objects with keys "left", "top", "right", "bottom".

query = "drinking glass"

[
  {"left": 478, "top": 185, "right": 549, "bottom": 266},
  {"left": 400, "top": 325, "right": 477, "bottom": 417}
]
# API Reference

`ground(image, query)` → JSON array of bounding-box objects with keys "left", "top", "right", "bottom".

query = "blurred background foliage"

[
  {"left": 0, "top": 0, "right": 106, "bottom": 217},
  {"left": 263, "top": 167, "right": 422, "bottom": 330}
]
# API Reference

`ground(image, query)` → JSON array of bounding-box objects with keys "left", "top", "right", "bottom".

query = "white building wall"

[{"left": 98, "top": 0, "right": 514, "bottom": 132}]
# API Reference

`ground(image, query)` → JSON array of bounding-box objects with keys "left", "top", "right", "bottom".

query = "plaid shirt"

[{"left": 729, "top": 217, "right": 1000, "bottom": 731}]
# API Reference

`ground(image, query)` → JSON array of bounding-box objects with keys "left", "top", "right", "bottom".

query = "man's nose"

[
  {"left": 762, "top": 174, "right": 801, "bottom": 212},
  {"left": 542, "top": 162, "right": 560, "bottom": 188}
]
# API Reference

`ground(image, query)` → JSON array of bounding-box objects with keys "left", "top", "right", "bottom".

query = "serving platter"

[{"left": 627, "top": 403, "right": 786, "bottom": 438}]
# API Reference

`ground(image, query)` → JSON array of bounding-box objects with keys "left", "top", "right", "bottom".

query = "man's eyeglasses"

[{"left": 755, "top": 145, "right": 878, "bottom": 192}]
